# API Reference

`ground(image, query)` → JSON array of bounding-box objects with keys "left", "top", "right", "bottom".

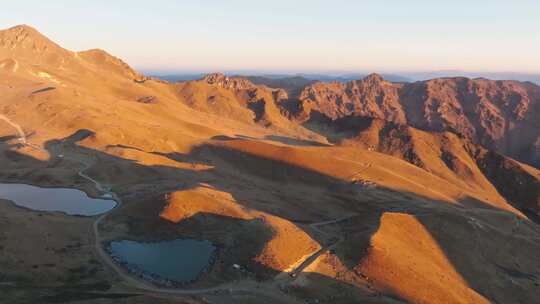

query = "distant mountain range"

[
  {"left": 150, "top": 73, "right": 413, "bottom": 83},
  {"left": 404, "top": 71, "right": 540, "bottom": 85},
  {"left": 150, "top": 71, "right": 540, "bottom": 85}
]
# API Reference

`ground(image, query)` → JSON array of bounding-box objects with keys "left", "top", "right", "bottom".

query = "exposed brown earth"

[{"left": 1, "top": 25, "right": 540, "bottom": 304}]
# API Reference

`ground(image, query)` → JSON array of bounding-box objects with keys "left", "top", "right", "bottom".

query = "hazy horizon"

[
  {"left": 2, "top": 0, "right": 539, "bottom": 74},
  {"left": 143, "top": 68, "right": 540, "bottom": 78},
  {"left": 142, "top": 70, "right": 540, "bottom": 86}
]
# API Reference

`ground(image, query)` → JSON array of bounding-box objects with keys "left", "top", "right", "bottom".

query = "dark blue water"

[
  {"left": 109, "top": 239, "right": 216, "bottom": 284},
  {"left": 0, "top": 183, "right": 116, "bottom": 216}
]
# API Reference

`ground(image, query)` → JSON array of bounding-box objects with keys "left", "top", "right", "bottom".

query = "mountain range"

[{"left": 1, "top": 25, "right": 539, "bottom": 304}]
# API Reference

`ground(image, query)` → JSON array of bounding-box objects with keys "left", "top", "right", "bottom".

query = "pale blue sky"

[{"left": 1, "top": 1, "right": 539, "bottom": 73}]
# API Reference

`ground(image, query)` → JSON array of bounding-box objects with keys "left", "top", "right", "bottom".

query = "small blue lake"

[
  {"left": 108, "top": 239, "right": 216, "bottom": 284},
  {"left": 0, "top": 183, "right": 116, "bottom": 216}
]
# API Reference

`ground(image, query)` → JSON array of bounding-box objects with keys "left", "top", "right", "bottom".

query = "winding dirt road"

[{"left": 0, "top": 114, "right": 28, "bottom": 144}]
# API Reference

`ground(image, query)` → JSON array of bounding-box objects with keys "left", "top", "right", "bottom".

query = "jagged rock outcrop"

[
  {"left": 290, "top": 75, "right": 540, "bottom": 167},
  {"left": 202, "top": 73, "right": 256, "bottom": 91},
  {"left": 293, "top": 73, "right": 406, "bottom": 123}
]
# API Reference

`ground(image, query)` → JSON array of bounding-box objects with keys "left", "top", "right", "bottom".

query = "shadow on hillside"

[
  {"left": 1, "top": 129, "right": 539, "bottom": 303},
  {"left": 264, "top": 135, "right": 331, "bottom": 147},
  {"left": 211, "top": 134, "right": 331, "bottom": 147},
  {"left": 300, "top": 114, "right": 540, "bottom": 222},
  {"left": 0, "top": 135, "right": 18, "bottom": 142}
]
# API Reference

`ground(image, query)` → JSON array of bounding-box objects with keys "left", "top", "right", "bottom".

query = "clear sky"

[{"left": 1, "top": 0, "right": 539, "bottom": 74}]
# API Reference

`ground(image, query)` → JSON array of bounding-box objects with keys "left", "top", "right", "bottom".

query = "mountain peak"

[
  {"left": 203, "top": 72, "right": 227, "bottom": 84},
  {"left": 363, "top": 73, "right": 385, "bottom": 83},
  {"left": 202, "top": 73, "right": 256, "bottom": 90},
  {"left": 8, "top": 24, "right": 39, "bottom": 32},
  {"left": 0, "top": 24, "right": 145, "bottom": 81},
  {"left": 2, "top": 24, "right": 51, "bottom": 43},
  {"left": 0, "top": 24, "right": 68, "bottom": 57}
]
